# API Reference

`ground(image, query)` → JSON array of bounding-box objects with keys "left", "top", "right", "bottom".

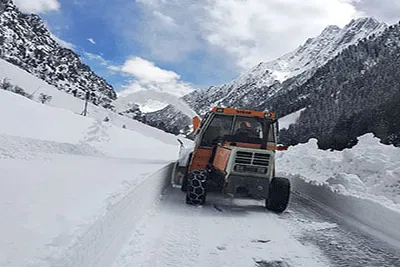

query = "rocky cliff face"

[{"left": 0, "top": 0, "right": 117, "bottom": 108}]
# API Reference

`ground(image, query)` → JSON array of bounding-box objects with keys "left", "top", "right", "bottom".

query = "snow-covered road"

[{"left": 113, "top": 186, "right": 400, "bottom": 267}]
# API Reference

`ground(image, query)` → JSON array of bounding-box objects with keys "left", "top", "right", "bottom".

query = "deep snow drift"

[
  {"left": 276, "top": 133, "right": 400, "bottom": 209},
  {"left": 0, "top": 86, "right": 184, "bottom": 267}
]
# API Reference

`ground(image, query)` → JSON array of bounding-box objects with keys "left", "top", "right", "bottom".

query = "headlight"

[
  {"left": 257, "top": 167, "right": 267, "bottom": 174},
  {"left": 234, "top": 164, "right": 245, "bottom": 172}
]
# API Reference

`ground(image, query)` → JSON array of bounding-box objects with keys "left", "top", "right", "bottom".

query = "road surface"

[{"left": 113, "top": 187, "right": 400, "bottom": 267}]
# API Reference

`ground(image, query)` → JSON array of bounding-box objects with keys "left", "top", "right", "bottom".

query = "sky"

[{"left": 12, "top": 0, "right": 400, "bottom": 98}]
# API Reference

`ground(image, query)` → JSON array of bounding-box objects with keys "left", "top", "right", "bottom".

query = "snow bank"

[
  {"left": 276, "top": 133, "right": 400, "bottom": 245},
  {"left": 0, "top": 155, "right": 173, "bottom": 267},
  {"left": 289, "top": 176, "right": 400, "bottom": 247},
  {"left": 277, "top": 133, "right": 400, "bottom": 207},
  {"left": 42, "top": 163, "right": 174, "bottom": 267},
  {"left": 0, "top": 87, "right": 180, "bottom": 266},
  {"left": 0, "top": 89, "right": 179, "bottom": 160}
]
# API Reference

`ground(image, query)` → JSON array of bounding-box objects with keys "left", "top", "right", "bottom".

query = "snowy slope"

[
  {"left": 0, "top": 0, "right": 116, "bottom": 107},
  {"left": 0, "top": 58, "right": 188, "bottom": 148},
  {"left": 0, "top": 86, "right": 185, "bottom": 266}
]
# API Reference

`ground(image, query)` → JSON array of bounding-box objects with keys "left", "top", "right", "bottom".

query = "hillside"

[
  {"left": 0, "top": 0, "right": 116, "bottom": 108},
  {"left": 278, "top": 21, "right": 400, "bottom": 149},
  {"left": 0, "top": 58, "right": 187, "bottom": 148}
]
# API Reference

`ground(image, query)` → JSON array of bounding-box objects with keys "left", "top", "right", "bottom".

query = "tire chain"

[{"left": 187, "top": 169, "right": 208, "bottom": 205}]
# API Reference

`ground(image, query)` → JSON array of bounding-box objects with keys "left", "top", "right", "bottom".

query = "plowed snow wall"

[
  {"left": 289, "top": 174, "right": 400, "bottom": 247},
  {"left": 49, "top": 163, "right": 174, "bottom": 267}
]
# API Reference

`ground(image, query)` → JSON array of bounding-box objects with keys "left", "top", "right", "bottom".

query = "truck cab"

[{"left": 178, "top": 107, "right": 290, "bottom": 213}]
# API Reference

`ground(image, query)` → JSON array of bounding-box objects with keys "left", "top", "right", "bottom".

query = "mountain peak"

[
  {"left": 321, "top": 25, "right": 341, "bottom": 35},
  {"left": 345, "top": 17, "right": 387, "bottom": 33}
]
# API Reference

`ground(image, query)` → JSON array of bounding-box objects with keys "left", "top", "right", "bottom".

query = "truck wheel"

[
  {"left": 266, "top": 177, "right": 291, "bottom": 213},
  {"left": 186, "top": 169, "right": 208, "bottom": 205}
]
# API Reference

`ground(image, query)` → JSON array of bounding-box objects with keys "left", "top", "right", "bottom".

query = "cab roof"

[{"left": 210, "top": 107, "right": 276, "bottom": 119}]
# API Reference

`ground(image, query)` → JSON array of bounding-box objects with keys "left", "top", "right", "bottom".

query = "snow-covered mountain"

[
  {"left": 277, "top": 20, "right": 400, "bottom": 149},
  {"left": 191, "top": 17, "right": 387, "bottom": 112},
  {"left": 241, "top": 18, "right": 386, "bottom": 84},
  {"left": 0, "top": 0, "right": 117, "bottom": 108},
  {"left": 146, "top": 17, "right": 387, "bottom": 135}
]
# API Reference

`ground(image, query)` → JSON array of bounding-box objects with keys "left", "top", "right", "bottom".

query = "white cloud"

[
  {"left": 351, "top": 0, "right": 400, "bottom": 24},
  {"left": 130, "top": 0, "right": 362, "bottom": 70},
  {"left": 14, "top": 0, "right": 60, "bottom": 13},
  {"left": 152, "top": 11, "right": 177, "bottom": 27},
  {"left": 112, "top": 57, "right": 194, "bottom": 98},
  {"left": 202, "top": 0, "right": 361, "bottom": 69},
  {"left": 116, "top": 57, "right": 179, "bottom": 83},
  {"left": 87, "top": 38, "right": 96, "bottom": 45},
  {"left": 84, "top": 52, "right": 108, "bottom": 66}
]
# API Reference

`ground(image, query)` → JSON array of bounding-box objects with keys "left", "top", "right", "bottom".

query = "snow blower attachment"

[{"left": 174, "top": 107, "right": 291, "bottom": 213}]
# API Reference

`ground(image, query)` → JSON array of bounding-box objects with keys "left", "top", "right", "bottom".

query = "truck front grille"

[
  {"left": 235, "top": 151, "right": 253, "bottom": 164},
  {"left": 235, "top": 151, "right": 270, "bottom": 167},
  {"left": 253, "top": 153, "right": 270, "bottom": 166}
]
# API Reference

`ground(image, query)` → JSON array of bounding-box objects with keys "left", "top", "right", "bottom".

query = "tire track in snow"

[
  {"left": 114, "top": 188, "right": 202, "bottom": 267},
  {"left": 199, "top": 196, "right": 330, "bottom": 267},
  {"left": 143, "top": 193, "right": 201, "bottom": 267},
  {"left": 114, "top": 186, "right": 400, "bottom": 267},
  {"left": 114, "top": 188, "right": 330, "bottom": 267}
]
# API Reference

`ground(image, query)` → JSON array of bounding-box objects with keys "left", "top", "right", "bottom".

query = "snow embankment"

[
  {"left": 0, "top": 88, "right": 180, "bottom": 160},
  {"left": 277, "top": 134, "right": 400, "bottom": 206},
  {"left": 0, "top": 89, "right": 180, "bottom": 267},
  {"left": 276, "top": 133, "right": 400, "bottom": 244}
]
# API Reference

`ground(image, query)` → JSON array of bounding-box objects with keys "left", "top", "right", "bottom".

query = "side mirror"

[{"left": 192, "top": 116, "right": 201, "bottom": 132}]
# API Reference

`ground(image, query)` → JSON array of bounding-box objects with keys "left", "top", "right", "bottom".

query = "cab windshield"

[{"left": 201, "top": 114, "right": 274, "bottom": 146}]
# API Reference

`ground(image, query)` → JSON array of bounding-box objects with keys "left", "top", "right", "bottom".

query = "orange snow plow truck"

[{"left": 173, "top": 107, "right": 291, "bottom": 213}]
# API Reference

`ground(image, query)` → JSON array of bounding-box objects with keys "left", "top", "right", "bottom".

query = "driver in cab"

[{"left": 235, "top": 121, "right": 258, "bottom": 138}]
